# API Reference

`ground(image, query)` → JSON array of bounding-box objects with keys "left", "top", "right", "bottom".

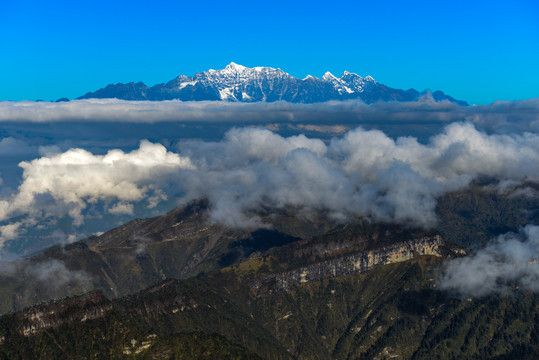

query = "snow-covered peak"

[
  {"left": 80, "top": 62, "right": 465, "bottom": 104},
  {"left": 322, "top": 71, "right": 337, "bottom": 81},
  {"left": 224, "top": 62, "right": 247, "bottom": 71},
  {"left": 205, "top": 62, "right": 291, "bottom": 78},
  {"left": 341, "top": 71, "right": 361, "bottom": 79},
  {"left": 175, "top": 74, "right": 189, "bottom": 81},
  {"left": 192, "top": 62, "right": 293, "bottom": 92},
  {"left": 321, "top": 71, "right": 355, "bottom": 94},
  {"left": 169, "top": 64, "right": 377, "bottom": 99}
]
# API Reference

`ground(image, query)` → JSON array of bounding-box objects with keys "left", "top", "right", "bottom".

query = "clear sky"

[{"left": 1, "top": 0, "right": 538, "bottom": 104}]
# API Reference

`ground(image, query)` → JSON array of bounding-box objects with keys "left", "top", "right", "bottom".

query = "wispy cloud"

[
  {"left": 439, "top": 225, "right": 539, "bottom": 297},
  {"left": 0, "top": 257, "right": 92, "bottom": 306}
]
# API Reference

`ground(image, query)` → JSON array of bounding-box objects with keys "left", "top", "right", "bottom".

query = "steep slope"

[
  {"left": 77, "top": 62, "right": 468, "bottom": 105},
  {"left": 2, "top": 225, "right": 537, "bottom": 359},
  {"left": 436, "top": 182, "right": 539, "bottom": 248},
  {"left": 0, "top": 200, "right": 337, "bottom": 314},
  {"left": 0, "top": 222, "right": 451, "bottom": 359},
  {"left": 0, "top": 182, "right": 537, "bottom": 316}
]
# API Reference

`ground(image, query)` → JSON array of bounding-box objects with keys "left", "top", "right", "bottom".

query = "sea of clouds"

[
  {"left": 0, "top": 98, "right": 538, "bottom": 296},
  {"left": 1, "top": 122, "right": 539, "bottom": 247},
  {"left": 0, "top": 97, "right": 538, "bottom": 134}
]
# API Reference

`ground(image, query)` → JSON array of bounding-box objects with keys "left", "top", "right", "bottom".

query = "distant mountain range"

[{"left": 76, "top": 62, "right": 468, "bottom": 105}]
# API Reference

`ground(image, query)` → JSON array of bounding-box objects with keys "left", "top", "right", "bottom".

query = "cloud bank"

[
  {"left": 439, "top": 225, "right": 539, "bottom": 297},
  {"left": 1, "top": 121, "right": 539, "bottom": 253},
  {"left": 0, "top": 257, "right": 92, "bottom": 305},
  {"left": 0, "top": 98, "right": 538, "bottom": 134},
  {"left": 0, "top": 141, "right": 194, "bottom": 249},
  {"left": 177, "top": 123, "right": 539, "bottom": 228}
]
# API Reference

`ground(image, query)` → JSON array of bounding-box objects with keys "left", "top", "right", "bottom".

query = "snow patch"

[
  {"left": 322, "top": 71, "right": 337, "bottom": 81},
  {"left": 178, "top": 81, "right": 197, "bottom": 89},
  {"left": 219, "top": 88, "right": 237, "bottom": 101},
  {"left": 225, "top": 62, "right": 247, "bottom": 71}
]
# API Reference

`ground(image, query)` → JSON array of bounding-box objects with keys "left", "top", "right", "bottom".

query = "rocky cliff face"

[
  {"left": 1, "top": 192, "right": 537, "bottom": 359},
  {"left": 1, "top": 291, "right": 112, "bottom": 340},
  {"left": 1, "top": 233, "right": 447, "bottom": 340},
  {"left": 265, "top": 235, "right": 443, "bottom": 291},
  {"left": 7, "top": 226, "right": 534, "bottom": 360}
]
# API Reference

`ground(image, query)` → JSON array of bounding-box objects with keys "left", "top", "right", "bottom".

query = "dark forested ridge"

[
  {"left": 1, "top": 248, "right": 538, "bottom": 359},
  {"left": 1, "top": 183, "right": 539, "bottom": 358}
]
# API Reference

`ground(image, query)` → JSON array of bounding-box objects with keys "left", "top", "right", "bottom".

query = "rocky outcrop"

[
  {"left": 0, "top": 230, "right": 451, "bottom": 341},
  {"left": 260, "top": 235, "right": 444, "bottom": 291},
  {"left": 3, "top": 291, "right": 112, "bottom": 338}
]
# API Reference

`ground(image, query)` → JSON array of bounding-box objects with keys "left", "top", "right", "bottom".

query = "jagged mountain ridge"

[{"left": 77, "top": 62, "right": 468, "bottom": 105}]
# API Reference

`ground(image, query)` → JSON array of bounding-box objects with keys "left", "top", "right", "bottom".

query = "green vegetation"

[
  {"left": 1, "top": 185, "right": 539, "bottom": 358},
  {"left": 437, "top": 183, "right": 539, "bottom": 249},
  {"left": 2, "top": 249, "right": 538, "bottom": 359},
  {"left": 136, "top": 332, "right": 263, "bottom": 360},
  {"left": 0, "top": 200, "right": 337, "bottom": 314}
]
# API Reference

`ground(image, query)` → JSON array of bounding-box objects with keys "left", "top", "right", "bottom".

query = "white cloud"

[
  {"left": 171, "top": 123, "right": 539, "bottom": 228},
  {"left": 1, "top": 122, "right": 539, "bottom": 253},
  {"left": 439, "top": 225, "right": 539, "bottom": 296},
  {"left": 0, "top": 258, "right": 93, "bottom": 301},
  {"left": 0, "top": 222, "right": 22, "bottom": 249},
  {"left": 0, "top": 140, "right": 194, "bottom": 230},
  {"left": 108, "top": 202, "right": 134, "bottom": 215},
  {"left": 27, "top": 259, "right": 92, "bottom": 291}
]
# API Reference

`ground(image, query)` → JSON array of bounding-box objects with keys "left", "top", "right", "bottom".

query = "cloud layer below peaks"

[{"left": 1, "top": 121, "right": 539, "bottom": 250}]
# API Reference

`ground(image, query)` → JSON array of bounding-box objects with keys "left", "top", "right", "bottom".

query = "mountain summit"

[{"left": 78, "top": 63, "right": 468, "bottom": 105}]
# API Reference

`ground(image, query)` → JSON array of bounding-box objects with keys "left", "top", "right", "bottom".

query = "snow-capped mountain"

[{"left": 77, "top": 62, "right": 467, "bottom": 105}]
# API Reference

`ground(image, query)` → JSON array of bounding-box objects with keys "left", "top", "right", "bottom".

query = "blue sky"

[{"left": 1, "top": 0, "right": 538, "bottom": 104}]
